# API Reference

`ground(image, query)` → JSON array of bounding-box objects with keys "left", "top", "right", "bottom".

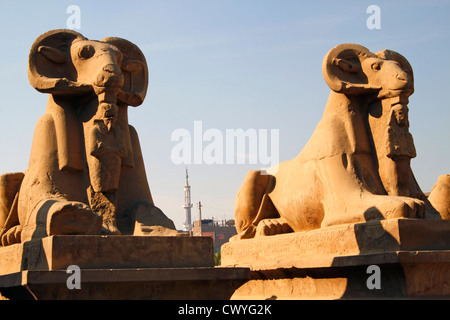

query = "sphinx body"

[{"left": 234, "top": 43, "right": 449, "bottom": 239}]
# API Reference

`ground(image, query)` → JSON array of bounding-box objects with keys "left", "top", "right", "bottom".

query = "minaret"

[{"left": 183, "top": 168, "right": 193, "bottom": 232}]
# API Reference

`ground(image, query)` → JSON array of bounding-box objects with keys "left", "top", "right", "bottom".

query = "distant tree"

[{"left": 214, "top": 250, "right": 221, "bottom": 266}]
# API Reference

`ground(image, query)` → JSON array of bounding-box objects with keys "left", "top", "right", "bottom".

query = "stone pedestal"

[
  {"left": 0, "top": 235, "right": 249, "bottom": 300},
  {"left": 221, "top": 218, "right": 450, "bottom": 299}
]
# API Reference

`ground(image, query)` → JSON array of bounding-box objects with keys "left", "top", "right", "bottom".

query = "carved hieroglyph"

[
  {"left": 0, "top": 29, "right": 175, "bottom": 246},
  {"left": 233, "top": 43, "right": 449, "bottom": 239}
]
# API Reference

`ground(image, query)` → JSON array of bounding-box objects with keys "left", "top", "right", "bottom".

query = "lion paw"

[
  {"left": 363, "top": 196, "right": 426, "bottom": 221},
  {"left": 384, "top": 196, "right": 425, "bottom": 219},
  {"left": 255, "top": 218, "right": 293, "bottom": 236},
  {"left": 0, "top": 225, "right": 22, "bottom": 246},
  {"left": 47, "top": 201, "right": 103, "bottom": 236}
]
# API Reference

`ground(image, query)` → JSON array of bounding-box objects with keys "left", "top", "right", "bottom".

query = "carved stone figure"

[
  {"left": 233, "top": 43, "right": 449, "bottom": 239},
  {"left": 0, "top": 29, "right": 175, "bottom": 246}
]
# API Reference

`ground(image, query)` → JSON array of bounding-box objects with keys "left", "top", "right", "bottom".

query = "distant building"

[
  {"left": 193, "top": 219, "right": 237, "bottom": 252},
  {"left": 181, "top": 169, "right": 237, "bottom": 250}
]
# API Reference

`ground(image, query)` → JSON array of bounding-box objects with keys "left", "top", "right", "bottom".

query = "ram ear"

[
  {"left": 37, "top": 46, "right": 67, "bottom": 64},
  {"left": 102, "top": 37, "right": 148, "bottom": 107},
  {"left": 376, "top": 49, "right": 414, "bottom": 90},
  {"left": 322, "top": 43, "right": 380, "bottom": 95},
  {"left": 28, "top": 29, "right": 90, "bottom": 94}
]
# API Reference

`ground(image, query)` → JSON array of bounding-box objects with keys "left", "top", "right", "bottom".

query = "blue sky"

[{"left": 0, "top": 0, "right": 448, "bottom": 229}]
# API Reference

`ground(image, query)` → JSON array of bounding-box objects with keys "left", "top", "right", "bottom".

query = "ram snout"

[{"left": 95, "top": 64, "right": 124, "bottom": 89}]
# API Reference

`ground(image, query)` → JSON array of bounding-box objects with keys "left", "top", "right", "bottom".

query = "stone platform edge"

[
  {"left": 221, "top": 218, "right": 450, "bottom": 268},
  {"left": 0, "top": 235, "right": 216, "bottom": 275}
]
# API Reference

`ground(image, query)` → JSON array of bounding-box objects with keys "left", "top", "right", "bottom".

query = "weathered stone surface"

[
  {"left": 0, "top": 29, "right": 175, "bottom": 247},
  {"left": 133, "top": 225, "right": 185, "bottom": 236},
  {"left": 0, "top": 235, "right": 215, "bottom": 275},
  {"left": 222, "top": 218, "right": 450, "bottom": 299},
  {"left": 227, "top": 251, "right": 450, "bottom": 299},
  {"left": 0, "top": 29, "right": 251, "bottom": 301},
  {"left": 0, "top": 267, "right": 250, "bottom": 300},
  {"left": 222, "top": 43, "right": 449, "bottom": 299},
  {"left": 428, "top": 174, "right": 450, "bottom": 220},
  {"left": 0, "top": 235, "right": 250, "bottom": 300},
  {"left": 222, "top": 218, "right": 450, "bottom": 268},
  {"left": 232, "top": 43, "right": 448, "bottom": 240}
]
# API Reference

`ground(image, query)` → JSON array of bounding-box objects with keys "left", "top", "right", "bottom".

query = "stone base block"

[
  {"left": 0, "top": 267, "right": 250, "bottom": 300},
  {"left": 0, "top": 235, "right": 250, "bottom": 300},
  {"left": 0, "top": 235, "right": 215, "bottom": 275},
  {"left": 221, "top": 218, "right": 450, "bottom": 299}
]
